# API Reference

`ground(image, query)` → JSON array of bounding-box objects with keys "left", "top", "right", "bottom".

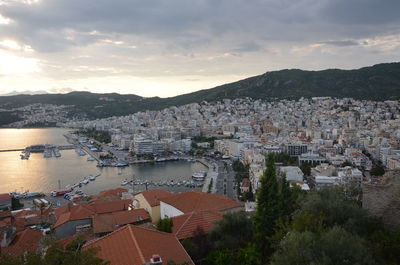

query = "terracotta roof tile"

[
  {"left": 83, "top": 225, "right": 194, "bottom": 265},
  {"left": 2, "top": 229, "right": 42, "bottom": 257},
  {"left": 0, "top": 194, "right": 11, "bottom": 203},
  {"left": 91, "top": 199, "right": 131, "bottom": 214},
  {"left": 91, "top": 188, "right": 127, "bottom": 201},
  {"left": 141, "top": 190, "right": 173, "bottom": 207},
  {"left": 160, "top": 191, "right": 243, "bottom": 214},
  {"left": 92, "top": 209, "right": 150, "bottom": 234},
  {"left": 172, "top": 211, "right": 223, "bottom": 240},
  {"left": 54, "top": 200, "right": 133, "bottom": 229},
  {"left": 0, "top": 211, "right": 12, "bottom": 218}
]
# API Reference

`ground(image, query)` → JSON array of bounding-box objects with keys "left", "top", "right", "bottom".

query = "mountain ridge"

[{"left": 1, "top": 62, "right": 399, "bottom": 121}]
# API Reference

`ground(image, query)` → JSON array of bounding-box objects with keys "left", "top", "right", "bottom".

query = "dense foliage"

[
  {"left": 183, "top": 153, "right": 400, "bottom": 265},
  {"left": 78, "top": 129, "right": 111, "bottom": 144},
  {"left": 157, "top": 217, "right": 173, "bottom": 233}
]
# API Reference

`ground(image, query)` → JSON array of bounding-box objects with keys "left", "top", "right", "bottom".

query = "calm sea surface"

[{"left": 0, "top": 128, "right": 207, "bottom": 195}]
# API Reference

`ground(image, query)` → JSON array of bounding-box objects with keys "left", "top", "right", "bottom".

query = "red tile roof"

[
  {"left": 140, "top": 190, "right": 173, "bottom": 207},
  {"left": 54, "top": 204, "right": 97, "bottom": 228},
  {"left": 2, "top": 229, "right": 42, "bottom": 257},
  {"left": 83, "top": 225, "right": 194, "bottom": 265},
  {"left": 90, "top": 199, "right": 131, "bottom": 214},
  {"left": 0, "top": 194, "right": 11, "bottom": 203},
  {"left": 91, "top": 188, "right": 128, "bottom": 201},
  {"left": 0, "top": 211, "right": 11, "bottom": 218},
  {"left": 172, "top": 211, "right": 223, "bottom": 240},
  {"left": 92, "top": 209, "right": 150, "bottom": 234},
  {"left": 54, "top": 200, "right": 132, "bottom": 228},
  {"left": 160, "top": 191, "right": 243, "bottom": 214}
]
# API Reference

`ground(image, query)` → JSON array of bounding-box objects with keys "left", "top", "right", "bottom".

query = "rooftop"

[
  {"left": 92, "top": 209, "right": 150, "bottom": 234},
  {"left": 2, "top": 229, "right": 42, "bottom": 257},
  {"left": 172, "top": 210, "right": 223, "bottom": 240},
  {"left": 160, "top": 190, "right": 243, "bottom": 214},
  {"left": 140, "top": 189, "right": 173, "bottom": 207},
  {"left": 83, "top": 225, "right": 194, "bottom": 265}
]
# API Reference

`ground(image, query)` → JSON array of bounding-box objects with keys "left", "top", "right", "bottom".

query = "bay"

[{"left": 0, "top": 128, "right": 207, "bottom": 195}]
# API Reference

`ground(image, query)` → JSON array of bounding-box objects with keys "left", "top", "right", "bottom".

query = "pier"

[
  {"left": 0, "top": 148, "right": 24, "bottom": 152},
  {"left": 0, "top": 144, "right": 75, "bottom": 153}
]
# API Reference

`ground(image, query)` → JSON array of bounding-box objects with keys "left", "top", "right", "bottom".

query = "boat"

[
  {"left": 89, "top": 175, "right": 96, "bottom": 181},
  {"left": 116, "top": 161, "right": 129, "bottom": 167},
  {"left": 192, "top": 171, "right": 207, "bottom": 181},
  {"left": 80, "top": 178, "right": 89, "bottom": 185},
  {"left": 20, "top": 152, "right": 30, "bottom": 160},
  {"left": 54, "top": 148, "right": 61, "bottom": 157},
  {"left": 43, "top": 149, "right": 52, "bottom": 158},
  {"left": 87, "top": 156, "right": 95, "bottom": 161},
  {"left": 121, "top": 179, "right": 129, "bottom": 186},
  {"left": 75, "top": 148, "right": 86, "bottom": 156},
  {"left": 96, "top": 161, "right": 105, "bottom": 167}
]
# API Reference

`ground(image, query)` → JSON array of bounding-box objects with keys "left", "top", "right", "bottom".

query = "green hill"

[{"left": 0, "top": 62, "right": 399, "bottom": 122}]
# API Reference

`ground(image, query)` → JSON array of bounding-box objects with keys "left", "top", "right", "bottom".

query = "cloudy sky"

[{"left": 0, "top": 0, "right": 399, "bottom": 97}]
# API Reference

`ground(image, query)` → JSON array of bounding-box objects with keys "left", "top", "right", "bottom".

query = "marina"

[{"left": 0, "top": 128, "right": 208, "bottom": 195}]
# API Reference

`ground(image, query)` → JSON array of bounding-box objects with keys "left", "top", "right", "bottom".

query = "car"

[{"left": 64, "top": 193, "right": 73, "bottom": 199}]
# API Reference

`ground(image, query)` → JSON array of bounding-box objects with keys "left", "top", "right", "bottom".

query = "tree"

[
  {"left": 370, "top": 166, "right": 385, "bottom": 176},
  {"left": 341, "top": 161, "right": 353, "bottom": 167},
  {"left": 271, "top": 227, "right": 375, "bottom": 265},
  {"left": 157, "top": 218, "right": 173, "bottom": 233},
  {"left": 300, "top": 162, "right": 311, "bottom": 176},
  {"left": 370, "top": 228, "right": 400, "bottom": 264},
  {"left": 11, "top": 197, "right": 24, "bottom": 210},
  {"left": 181, "top": 227, "right": 212, "bottom": 264},
  {"left": 252, "top": 153, "right": 281, "bottom": 259},
  {"left": 209, "top": 211, "right": 253, "bottom": 250},
  {"left": 299, "top": 187, "right": 381, "bottom": 238}
]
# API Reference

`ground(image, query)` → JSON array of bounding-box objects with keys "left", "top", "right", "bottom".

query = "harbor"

[{"left": 0, "top": 128, "right": 208, "bottom": 196}]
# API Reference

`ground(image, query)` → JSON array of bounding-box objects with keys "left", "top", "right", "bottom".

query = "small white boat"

[
  {"left": 80, "top": 178, "right": 89, "bottom": 185},
  {"left": 87, "top": 156, "right": 95, "bottom": 161},
  {"left": 121, "top": 179, "right": 129, "bottom": 186},
  {"left": 89, "top": 175, "right": 96, "bottom": 181}
]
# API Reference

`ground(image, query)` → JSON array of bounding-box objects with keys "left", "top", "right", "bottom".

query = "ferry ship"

[{"left": 192, "top": 171, "right": 207, "bottom": 181}]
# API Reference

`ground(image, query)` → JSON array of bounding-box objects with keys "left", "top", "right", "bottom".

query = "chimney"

[{"left": 150, "top": 254, "right": 163, "bottom": 265}]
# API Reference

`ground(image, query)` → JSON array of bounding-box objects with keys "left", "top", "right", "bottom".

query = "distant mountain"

[
  {"left": 166, "top": 62, "right": 400, "bottom": 104},
  {"left": 0, "top": 62, "right": 399, "bottom": 121},
  {"left": 0, "top": 90, "right": 49, "bottom": 96}
]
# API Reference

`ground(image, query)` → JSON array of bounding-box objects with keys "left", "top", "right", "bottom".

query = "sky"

[{"left": 0, "top": 0, "right": 399, "bottom": 98}]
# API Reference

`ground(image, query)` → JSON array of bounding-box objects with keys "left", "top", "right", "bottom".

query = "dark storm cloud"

[
  {"left": 322, "top": 0, "right": 400, "bottom": 25},
  {"left": 0, "top": 0, "right": 398, "bottom": 54}
]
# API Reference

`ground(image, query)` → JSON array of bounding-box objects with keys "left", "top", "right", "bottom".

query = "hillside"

[{"left": 0, "top": 62, "right": 399, "bottom": 122}]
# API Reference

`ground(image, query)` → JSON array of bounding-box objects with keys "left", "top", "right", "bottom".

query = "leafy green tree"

[
  {"left": 209, "top": 211, "right": 253, "bottom": 250},
  {"left": 370, "top": 228, "right": 400, "bottom": 265},
  {"left": 157, "top": 218, "right": 173, "bottom": 233},
  {"left": 11, "top": 197, "right": 24, "bottom": 210},
  {"left": 300, "top": 162, "right": 311, "bottom": 176},
  {"left": 181, "top": 227, "right": 212, "bottom": 265},
  {"left": 299, "top": 187, "right": 381, "bottom": 238},
  {"left": 370, "top": 166, "right": 385, "bottom": 176},
  {"left": 271, "top": 226, "right": 376, "bottom": 265}
]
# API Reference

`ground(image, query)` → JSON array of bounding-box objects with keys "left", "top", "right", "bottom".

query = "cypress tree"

[{"left": 252, "top": 153, "right": 281, "bottom": 259}]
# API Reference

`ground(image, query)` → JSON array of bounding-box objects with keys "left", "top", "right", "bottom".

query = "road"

[{"left": 215, "top": 160, "right": 238, "bottom": 200}]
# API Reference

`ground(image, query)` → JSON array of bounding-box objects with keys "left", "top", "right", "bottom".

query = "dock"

[
  {"left": 0, "top": 145, "right": 76, "bottom": 153},
  {"left": 0, "top": 148, "right": 24, "bottom": 152}
]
